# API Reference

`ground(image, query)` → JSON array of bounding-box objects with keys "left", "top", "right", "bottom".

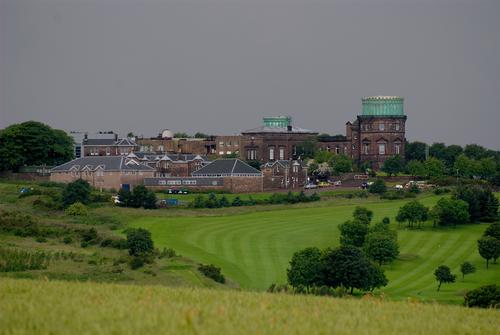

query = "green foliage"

[
  {"left": 0, "top": 247, "right": 50, "bottom": 272},
  {"left": 406, "top": 160, "right": 426, "bottom": 177},
  {"left": 432, "top": 198, "right": 470, "bottom": 227},
  {"left": 245, "top": 160, "right": 261, "bottom": 171},
  {"left": 434, "top": 265, "right": 456, "bottom": 292},
  {"left": 198, "top": 264, "right": 225, "bottom": 283},
  {"left": 173, "top": 132, "right": 190, "bottom": 138},
  {"left": 454, "top": 186, "right": 499, "bottom": 222},
  {"left": 287, "top": 247, "right": 325, "bottom": 287},
  {"left": 368, "top": 179, "right": 387, "bottom": 194},
  {"left": 405, "top": 141, "right": 427, "bottom": 161},
  {"left": 0, "top": 121, "right": 74, "bottom": 171},
  {"left": 129, "top": 256, "right": 145, "bottom": 270},
  {"left": 65, "top": 202, "right": 88, "bottom": 216},
  {"left": 464, "top": 144, "right": 488, "bottom": 160},
  {"left": 0, "top": 210, "right": 68, "bottom": 238},
  {"left": 454, "top": 154, "right": 477, "bottom": 179},
  {"left": 464, "top": 285, "right": 500, "bottom": 308},
  {"left": 118, "top": 186, "right": 157, "bottom": 209},
  {"left": 477, "top": 236, "right": 500, "bottom": 269},
  {"left": 364, "top": 232, "right": 399, "bottom": 266},
  {"left": 314, "top": 150, "right": 334, "bottom": 164},
  {"left": 396, "top": 201, "right": 429, "bottom": 229},
  {"left": 126, "top": 228, "right": 154, "bottom": 257},
  {"left": 381, "top": 155, "right": 404, "bottom": 176},
  {"left": 483, "top": 223, "right": 500, "bottom": 240},
  {"left": 322, "top": 245, "right": 388, "bottom": 293},
  {"left": 295, "top": 139, "right": 317, "bottom": 159},
  {"left": 194, "top": 132, "right": 209, "bottom": 139},
  {"left": 330, "top": 154, "right": 353, "bottom": 174},
  {"left": 460, "top": 261, "right": 476, "bottom": 280},
  {"left": 62, "top": 179, "right": 91, "bottom": 208},
  {"left": 339, "top": 220, "right": 369, "bottom": 247},
  {"left": 352, "top": 206, "right": 373, "bottom": 224},
  {"left": 424, "top": 157, "right": 445, "bottom": 178}
]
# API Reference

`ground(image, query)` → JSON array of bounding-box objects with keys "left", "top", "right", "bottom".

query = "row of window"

[
  {"left": 362, "top": 143, "right": 401, "bottom": 155},
  {"left": 362, "top": 123, "right": 401, "bottom": 132},
  {"left": 158, "top": 179, "right": 198, "bottom": 186},
  {"left": 218, "top": 141, "right": 239, "bottom": 147}
]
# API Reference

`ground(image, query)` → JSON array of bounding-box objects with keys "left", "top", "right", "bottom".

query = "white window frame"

[
  {"left": 269, "top": 147, "right": 275, "bottom": 160},
  {"left": 379, "top": 123, "right": 385, "bottom": 131},
  {"left": 378, "top": 143, "right": 386, "bottom": 155},
  {"left": 279, "top": 147, "right": 285, "bottom": 160}
]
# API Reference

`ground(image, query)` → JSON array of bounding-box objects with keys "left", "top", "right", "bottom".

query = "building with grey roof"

[{"left": 50, "top": 156, "right": 154, "bottom": 191}]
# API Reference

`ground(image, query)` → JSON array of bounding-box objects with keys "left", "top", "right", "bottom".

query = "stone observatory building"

[{"left": 348, "top": 96, "right": 407, "bottom": 169}]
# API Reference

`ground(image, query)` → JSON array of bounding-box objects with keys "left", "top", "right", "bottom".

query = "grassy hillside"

[
  {"left": 130, "top": 194, "right": 500, "bottom": 303},
  {"left": 1, "top": 278, "right": 498, "bottom": 335}
]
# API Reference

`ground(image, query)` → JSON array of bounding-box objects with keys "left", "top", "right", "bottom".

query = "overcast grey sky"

[{"left": 1, "top": 0, "right": 499, "bottom": 148}]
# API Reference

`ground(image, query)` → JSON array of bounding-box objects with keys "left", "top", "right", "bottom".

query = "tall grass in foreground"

[
  {"left": 0, "top": 278, "right": 498, "bottom": 335},
  {"left": 0, "top": 248, "right": 50, "bottom": 272}
]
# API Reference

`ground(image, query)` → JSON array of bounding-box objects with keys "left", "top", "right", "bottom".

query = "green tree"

[
  {"left": 464, "top": 144, "right": 488, "bottom": 160},
  {"left": 405, "top": 141, "right": 427, "bottom": 161},
  {"left": 432, "top": 198, "right": 470, "bottom": 227},
  {"left": 126, "top": 228, "right": 154, "bottom": 256},
  {"left": 483, "top": 223, "right": 500, "bottom": 240},
  {"left": 453, "top": 154, "right": 477, "bottom": 179},
  {"left": 62, "top": 179, "right": 91, "bottom": 208},
  {"left": 142, "top": 191, "right": 157, "bottom": 209},
  {"left": 194, "top": 132, "right": 209, "bottom": 139},
  {"left": 0, "top": 121, "right": 74, "bottom": 171},
  {"left": 406, "top": 160, "right": 426, "bottom": 178},
  {"left": 454, "top": 186, "right": 499, "bottom": 222},
  {"left": 352, "top": 206, "right": 373, "bottom": 225},
  {"left": 396, "top": 200, "right": 429, "bottom": 229},
  {"left": 314, "top": 150, "right": 334, "bottom": 164},
  {"left": 424, "top": 157, "right": 445, "bottom": 178},
  {"left": 478, "top": 236, "right": 500, "bottom": 269},
  {"left": 339, "top": 220, "right": 369, "bottom": 247},
  {"left": 295, "top": 139, "right": 317, "bottom": 159},
  {"left": 117, "top": 188, "right": 133, "bottom": 207},
  {"left": 460, "top": 261, "right": 476, "bottom": 281},
  {"left": 434, "top": 265, "right": 456, "bottom": 291},
  {"left": 364, "top": 232, "right": 399, "bottom": 266},
  {"left": 476, "top": 157, "right": 496, "bottom": 180},
  {"left": 173, "top": 132, "right": 191, "bottom": 138},
  {"left": 368, "top": 179, "right": 387, "bottom": 194},
  {"left": 287, "top": 247, "right": 325, "bottom": 287},
  {"left": 464, "top": 284, "right": 500, "bottom": 308},
  {"left": 381, "top": 155, "right": 404, "bottom": 177},
  {"left": 130, "top": 185, "right": 149, "bottom": 208},
  {"left": 330, "top": 154, "right": 353, "bottom": 174},
  {"left": 480, "top": 190, "right": 499, "bottom": 222},
  {"left": 322, "top": 245, "right": 387, "bottom": 294}
]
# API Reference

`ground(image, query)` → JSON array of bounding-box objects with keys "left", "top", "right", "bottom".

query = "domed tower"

[{"left": 350, "top": 96, "right": 407, "bottom": 170}]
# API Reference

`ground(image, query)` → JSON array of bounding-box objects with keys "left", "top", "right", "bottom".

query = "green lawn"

[
  {"left": 1, "top": 278, "right": 498, "bottom": 335},
  {"left": 130, "top": 194, "right": 500, "bottom": 303}
]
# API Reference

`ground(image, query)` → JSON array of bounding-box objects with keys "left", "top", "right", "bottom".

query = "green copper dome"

[
  {"left": 263, "top": 116, "right": 292, "bottom": 128},
  {"left": 362, "top": 96, "right": 404, "bottom": 116}
]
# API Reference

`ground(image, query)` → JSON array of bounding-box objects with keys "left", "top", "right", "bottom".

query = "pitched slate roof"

[
  {"left": 133, "top": 152, "right": 208, "bottom": 162},
  {"left": 261, "top": 160, "right": 307, "bottom": 169},
  {"left": 51, "top": 156, "right": 155, "bottom": 172},
  {"left": 82, "top": 138, "right": 137, "bottom": 146},
  {"left": 192, "top": 159, "right": 261, "bottom": 176},
  {"left": 242, "top": 125, "right": 317, "bottom": 135}
]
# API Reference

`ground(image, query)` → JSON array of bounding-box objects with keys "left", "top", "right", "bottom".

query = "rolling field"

[
  {"left": 130, "top": 194, "right": 500, "bottom": 303},
  {"left": 1, "top": 278, "right": 499, "bottom": 335}
]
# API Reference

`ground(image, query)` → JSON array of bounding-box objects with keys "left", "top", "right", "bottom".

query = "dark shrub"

[
  {"left": 126, "top": 228, "right": 154, "bottom": 256},
  {"left": 368, "top": 179, "right": 387, "bottom": 194},
  {"left": 62, "top": 179, "right": 91, "bottom": 207},
  {"left": 464, "top": 285, "right": 500, "bottom": 308},
  {"left": 129, "top": 256, "right": 145, "bottom": 270},
  {"left": 198, "top": 264, "right": 225, "bottom": 283},
  {"left": 63, "top": 236, "right": 73, "bottom": 244}
]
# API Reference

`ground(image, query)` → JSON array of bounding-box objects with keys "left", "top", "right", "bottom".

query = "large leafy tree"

[
  {"left": 396, "top": 200, "right": 429, "bottom": 229},
  {"left": 424, "top": 157, "right": 445, "bottom": 178},
  {"left": 286, "top": 247, "right": 325, "bottom": 287},
  {"left": 339, "top": 220, "right": 370, "bottom": 247},
  {"left": 432, "top": 198, "right": 470, "bottom": 227},
  {"left": 434, "top": 265, "right": 456, "bottom": 292},
  {"left": 364, "top": 232, "right": 399, "bottom": 266},
  {"left": 0, "top": 121, "right": 74, "bottom": 171},
  {"left": 460, "top": 261, "right": 476, "bottom": 281},
  {"left": 405, "top": 141, "right": 427, "bottom": 161},
  {"left": 381, "top": 155, "right": 404, "bottom": 177},
  {"left": 454, "top": 186, "right": 499, "bottom": 222},
  {"left": 330, "top": 154, "right": 353, "bottom": 174},
  {"left": 322, "top": 245, "right": 388, "bottom": 293},
  {"left": 62, "top": 179, "right": 91, "bottom": 208},
  {"left": 352, "top": 206, "right": 373, "bottom": 225},
  {"left": 406, "top": 160, "right": 426, "bottom": 178},
  {"left": 464, "top": 285, "right": 500, "bottom": 308},
  {"left": 478, "top": 236, "right": 500, "bottom": 269}
]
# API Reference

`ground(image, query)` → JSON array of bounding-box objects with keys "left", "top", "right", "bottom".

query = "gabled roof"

[
  {"left": 261, "top": 160, "right": 306, "bottom": 169},
  {"left": 82, "top": 138, "right": 137, "bottom": 146},
  {"left": 51, "top": 156, "right": 154, "bottom": 172},
  {"left": 192, "top": 159, "right": 261, "bottom": 176},
  {"left": 133, "top": 152, "right": 208, "bottom": 162}
]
